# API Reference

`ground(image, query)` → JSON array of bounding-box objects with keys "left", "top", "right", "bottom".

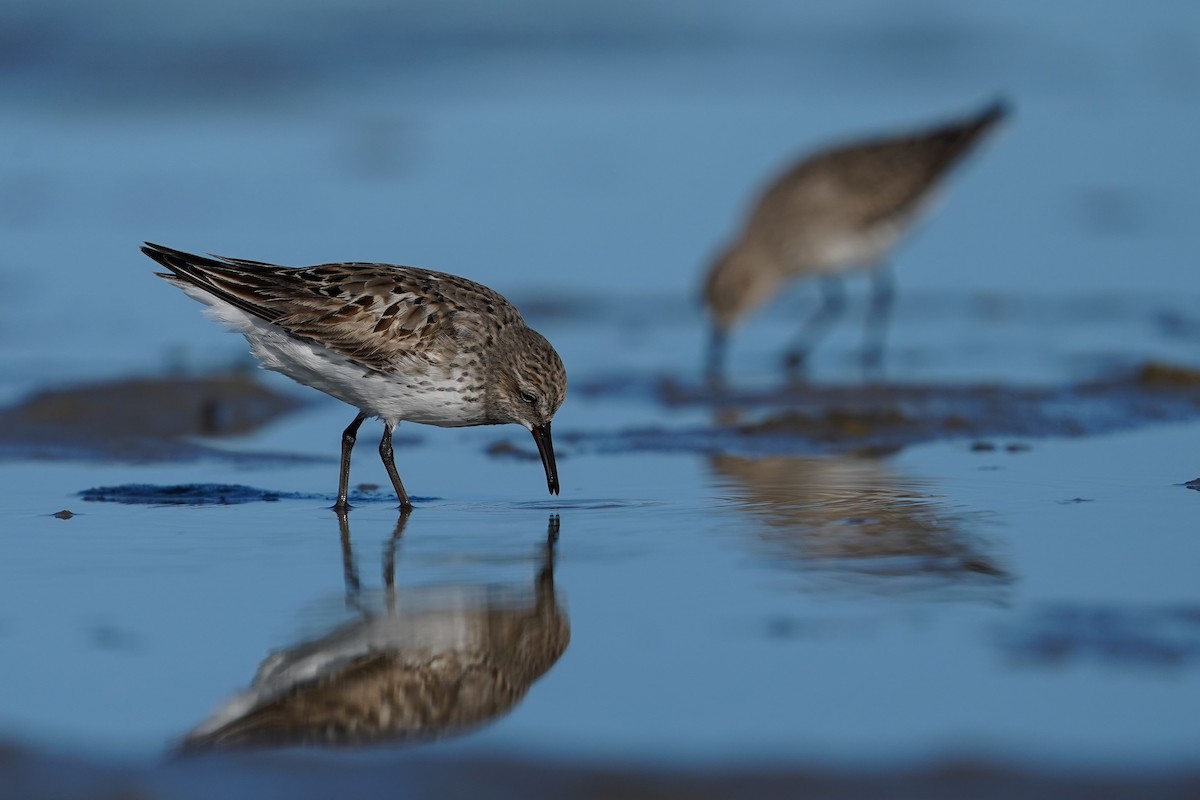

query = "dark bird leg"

[
  {"left": 383, "top": 507, "right": 412, "bottom": 609},
  {"left": 705, "top": 327, "right": 729, "bottom": 388},
  {"left": 379, "top": 422, "right": 414, "bottom": 510},
  {"left": 538, "top": 514, "right": 561, "bottom": 601},
  {"left": 784, "top": 276, "right": 847, "bottom": 374},
  {"left": 862, "top": 265, "right": 894, "bottom": 378},
  {"left": 382, "top": 507, "right": 411, "bottom": 589},
  {"left": 335, "top": 412, "right": 367, "bottom": 511},
  {"left": 336, "top": 508, "right": 361, "bottom": 608}
]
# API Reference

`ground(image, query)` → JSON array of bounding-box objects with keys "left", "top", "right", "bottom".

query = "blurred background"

[{"left": 3, "top": 0, "right": 1199, "bottom": 388}]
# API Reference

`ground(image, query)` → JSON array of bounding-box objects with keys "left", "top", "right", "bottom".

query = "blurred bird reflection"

[
  {"left": 179, "top": 513, "right": 568, "bottom": 752},
  {"left": 710, "top": 455, "right": 1006, "bottom": 596}
]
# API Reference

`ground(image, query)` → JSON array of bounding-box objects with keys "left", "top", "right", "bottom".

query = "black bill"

[{"left": 530, "top": 422, "right": 559, "bottom": 496}]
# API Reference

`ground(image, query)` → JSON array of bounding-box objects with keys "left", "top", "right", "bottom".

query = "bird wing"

[
  {"left": 143, "top": 243, "right": 520, "bottom": 373},
  {"left": 765, "top": 101, "right": 1007, "bottom": 228}
]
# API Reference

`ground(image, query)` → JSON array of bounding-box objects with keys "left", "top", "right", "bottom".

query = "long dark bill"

[{"left": 530, "top": 423, "right": 559, "bottom": 496}]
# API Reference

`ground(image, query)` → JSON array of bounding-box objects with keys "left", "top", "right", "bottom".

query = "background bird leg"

[
  {"left": 862, "top": 265, "right": 894, "bottom": 377},
  {"left": 783, "top": 276, "right": 847, "bottom": 374}
]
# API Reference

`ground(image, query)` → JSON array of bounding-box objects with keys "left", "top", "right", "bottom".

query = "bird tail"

[{"left": 142, "top": 242, "right": 285, "bottom": 324}]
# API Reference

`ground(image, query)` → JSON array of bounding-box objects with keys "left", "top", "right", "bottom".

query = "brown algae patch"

[
  {"left": 485, "top": 440, "right": 543, "bottom": 461},
  {"left": 1136, "top": 361, "right": 1200, "bottom": 388},
  {"left": 573, "top": 361, "right": 1200, "bottom": 456},
  {"left": 735, "top": 407, "right": 911, "bottom": 442},
  {"left": 0, "top": 372, "right": 309, "bottom": 461}
]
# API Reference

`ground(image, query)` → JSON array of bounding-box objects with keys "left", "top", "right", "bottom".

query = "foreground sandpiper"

[
  {"left": 144, "top": 243, "right": 566, "bottom": 509},
  {"left": 703, "top": 99, "right": 1009, "bottom": 379}
]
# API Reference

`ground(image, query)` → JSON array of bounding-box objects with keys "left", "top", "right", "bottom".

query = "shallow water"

[
  {"left": 2, "top": 0, "right": 1200, "bottom": 796},
  {"left": 3, "top": 328, "right": 1200, "bottom": 774}
]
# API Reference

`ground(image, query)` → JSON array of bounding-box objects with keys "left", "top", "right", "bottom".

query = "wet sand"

[{"left": 3, "top": 741, "right": 1200, "bottom": 800}]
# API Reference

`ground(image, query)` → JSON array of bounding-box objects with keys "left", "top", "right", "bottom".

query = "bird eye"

[{"left": 520, "top": 391, "right": 538, "bottom": 404}]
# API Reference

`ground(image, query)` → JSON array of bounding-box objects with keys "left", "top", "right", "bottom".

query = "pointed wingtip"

[
  {"left": 140, "top": 241, "right": 183, "bottom": 268},
  {"left": 980, "top": 97, "right": 1013, "bottom": 126}
]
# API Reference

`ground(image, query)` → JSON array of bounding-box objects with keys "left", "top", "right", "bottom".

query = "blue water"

[{"left": 1, "top": 0, "right": 1199, "bottom": 779}]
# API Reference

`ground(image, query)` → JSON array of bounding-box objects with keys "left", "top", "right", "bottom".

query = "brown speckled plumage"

[
  {"left": 146, "top": 245, "right": 525, "bottom": 374},
  {"left": 144, "top": 243, "right": 566, "bottom": 507}
]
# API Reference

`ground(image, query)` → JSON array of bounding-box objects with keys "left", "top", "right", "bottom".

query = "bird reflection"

[
  {"left": 179, "top": 512, "right": 568, "bottom": 752},
  {"left": 710, "top": 454, "right": 1006, "bottom": 595}
]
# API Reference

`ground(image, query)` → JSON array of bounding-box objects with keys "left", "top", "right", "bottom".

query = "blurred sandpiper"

[
  {"left": 703, "top": 99, "right": 1009, "bottom": 380},
  {"left": 144, "top": 243, "right": 566, "bottom": 509}
]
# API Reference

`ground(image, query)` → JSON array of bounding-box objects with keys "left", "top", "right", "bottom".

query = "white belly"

[
  {"left": 815, "top": 220, "right": 908, "bottom": 271},
  {"left": 183, "top": 287, "right": 482, "bottom": 426}
]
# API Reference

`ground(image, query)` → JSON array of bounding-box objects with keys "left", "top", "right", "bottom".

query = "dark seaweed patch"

[
  {"left": 79, "top": 484, "right": 432, "bottom": 506},
  {"left": 1000, "top": 605, "right": 1200, "bottom": 668},
  {"left": 569, "top": 363, "right": 1200, "bottom": 457}
]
